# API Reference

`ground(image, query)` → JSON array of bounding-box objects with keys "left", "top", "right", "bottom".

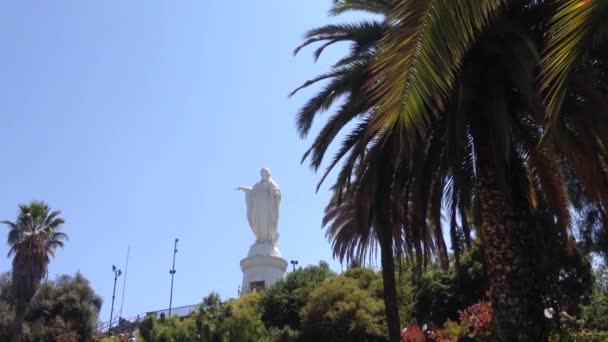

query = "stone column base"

[{"left": 240, "top": 254, "right": 287, "bottom": 295}]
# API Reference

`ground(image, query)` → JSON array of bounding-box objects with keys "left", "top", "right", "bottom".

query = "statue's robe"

[{"left": 245, "top": 178, "right": 281, "bottom": 242}]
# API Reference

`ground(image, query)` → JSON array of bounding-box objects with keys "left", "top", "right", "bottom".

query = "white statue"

[{"left": 236, "top": 168, "right": 281, "bottom": 243}]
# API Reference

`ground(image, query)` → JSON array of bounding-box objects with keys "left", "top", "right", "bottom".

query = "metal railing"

[
  {"left": 144, "top": 304, "right": 199, "bottom": 319},
  {"left": 97, "top": 316, "right": 124, "bottom": 334},
  {"left": 98, "top": 304, "right": 200, "bottom": 334}
]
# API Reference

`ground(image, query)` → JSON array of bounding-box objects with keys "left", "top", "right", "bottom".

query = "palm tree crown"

[{"left": 3, "top": 201, "right": 67, "bottom": 342}]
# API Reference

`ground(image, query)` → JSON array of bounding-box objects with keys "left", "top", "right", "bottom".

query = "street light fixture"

[
  {"left": 290, "top": 260, "right": 299, "bottom": 272},
  {"left": 109, "top": 265, "right": 122, "bottom": 332},
  {"left": 168, "top": 238, "right": 179, "bottom": 317}
]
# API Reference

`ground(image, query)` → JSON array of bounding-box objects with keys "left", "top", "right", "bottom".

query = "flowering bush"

[
  {"left": 427, "top": 301, "right": 495, "bottom": 341},
  {"left": 429, "top": 320, "right": 461, "bottom": 342},
  {"left": 429, "top": 329, "right": 455, "bottom": 342},
  {"left": 400, "top": 324, "right": 426, "bottom": 342},
  {"left": 458, "top": 301, "right": 494, "bottom": 338}
]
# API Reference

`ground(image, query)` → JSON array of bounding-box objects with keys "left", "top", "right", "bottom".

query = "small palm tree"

[{"left": 3, "top": 201, "right": 68, "bottom": 342}]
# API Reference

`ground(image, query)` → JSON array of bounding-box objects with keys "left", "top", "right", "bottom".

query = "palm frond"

[
  {"left": 333, "top": 51, "right": 373, "bottom": 68},
  {"left": 330, "top": 0, "right": 393, "bottom": 16},
  {"left": 303, "top": 94, "right": 368, "bottom": 170},
  {"left": 294, "top": 21, "right": 385, "bottom": 58},
  {"left": 315, "top": 116, "right": 374, "bottom": 191},
  {"left": 540, "top": 0, "right": 608, "bottom": 127},
  {"left": 530, "top": 147, "right": 571, "bottom": 229},
  {"left": 2, "top": 220, "right": 17, "bottom": 230},
  {"left": 369, "top": 0, "right": 507, "bottom": 140},
  {"left": 294, "top": 61, "right": 369, "bottom": 138},
  {"left": 289, "top": 70, "right": 345, "bottom": 98}
]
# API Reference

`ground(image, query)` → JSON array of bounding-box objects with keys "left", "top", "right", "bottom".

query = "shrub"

[
  {"left": 300, "top": 275, "right": 386, "bottom": 342},
  {"left": 400, "top": 324, "right": 425, "bottom": 342},
  {"left": 549, "top": 331, "right": 608, "bottom": 342},
  {"left": 427, "top": 301, "right": 495, "bottom": 342},
  {"left": 457, "top": 301, "right": 493, "bottom": 338}
]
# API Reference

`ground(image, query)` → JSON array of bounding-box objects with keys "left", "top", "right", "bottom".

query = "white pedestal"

[{"left": 240, "top": 241, "right": 287, "bottom": 295}]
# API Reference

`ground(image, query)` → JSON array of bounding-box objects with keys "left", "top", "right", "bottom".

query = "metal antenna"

[
  {"left": 168, "top": 238, "right": 179, "bottom": 317},
  {"left": 109, "top": 265, "right": 122, "bottom": 332},
  {"left": 118, "top": 245, "right": 130, "bottom": 318}
]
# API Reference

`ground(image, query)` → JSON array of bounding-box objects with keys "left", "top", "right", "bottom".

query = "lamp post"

[
  {"left": 109, "top": 265, "right": 122, "bottom": 332},
  {"left": 168, "top": 238, "right": 178, "bottom": 317},
  {"left": 290, "top": 260, "right": 299, "bottom": 272}
]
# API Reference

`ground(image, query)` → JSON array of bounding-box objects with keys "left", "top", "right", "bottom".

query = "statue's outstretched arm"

[{"left": 235, "top": 187, "right": 252, "bottom": 192}]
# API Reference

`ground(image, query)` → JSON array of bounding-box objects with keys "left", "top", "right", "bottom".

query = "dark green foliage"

[
  {"left": 266, "top": 326, "right": 299, "bottom": 342},
  {"left": 0, "top": 272, "right": 102, "bottom": 341},
  {"left": 260, "top": 261, "right": 335, "bottom": 330},
  {"left": 27, "top": 273, "right": 102, "bottom": 340},
  {"left": 138, "top": 315, "right": 155, "bottom": 342},
  {"left": 411, "top": 247, "right": 487, "bottom": 328},
  {"left": 539, "top": 233, "right": 594, "bottom": 318},
  {"left": 409, "top": 240, "right": 593, "bottom": 331},
  {"left": 413, "top": 268, "right": 462, "bottom": 328},
  {"left": 0, "top": 299, "right": 13, "bottom": 341},
  {"left": 563, "top": 331, "right": 608, "bottom": 342},
  {"left": 580, "top": 288, "right": 608, "bottom": 332},
  {"left": 580, "top": 267, "right": 608, "bottom": 331}
]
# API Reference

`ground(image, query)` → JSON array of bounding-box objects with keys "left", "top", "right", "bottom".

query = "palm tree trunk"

[
  {"left": 11, "top": 301, "right": 26, "bottom": 342},
  {"left": 475, "top": 143, "right": 547, "bottom": 341},
  {"left": 378, "top": 226, "right": 401, "bottom": 342}
]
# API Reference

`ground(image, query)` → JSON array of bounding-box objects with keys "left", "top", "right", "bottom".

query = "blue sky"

[{"left": 0, "top": 1, "right": 370, "bottom": 322}]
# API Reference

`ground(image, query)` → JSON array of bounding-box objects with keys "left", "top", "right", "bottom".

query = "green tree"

[
  {"left": 153, "top": 316, "right": 197, "bottom": 342},
  {"left": 300, "top": 274, "right": 387, "bottom": 342},
  {"left": 195, "top": 292, "right": 225, "bottom": 342},
  {"left": 580, "top": 267, "right": 608, "bottom": 331},
  {"left": 220, "top": 293, "right": 269, "bottom": 342},
  {"left": 26, "top": 273, "right": 102, "bottom": 341},
  {"left": 138, "top": 315, "right": 199, "bottom": 342},
  {"left": 137, "top": 315, "right": 156, "bottom": 342},
  {"left": 2, "top": 201, "right": 68, "bottom": 342},
  {"left": 0, "top": 272, "right": 102, "bottom": 342},
  {"left": 139, "top": 292, "right": 272, "bottom": 342},
  {"left": 260, "top": 262, "right": 335, "bottom": 330},
  {"left": 0, "top": 273, "right": 14, "bottom": 341},
  {"left": 0, "top": 301, "right": 13, "bottom": 341}
]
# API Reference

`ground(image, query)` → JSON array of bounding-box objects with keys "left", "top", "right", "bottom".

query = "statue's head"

[{"left": 260, "top": 168, "right": 271, "bottom": 181}]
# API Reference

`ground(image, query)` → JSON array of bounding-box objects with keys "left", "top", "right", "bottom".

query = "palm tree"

[
  {"left": 322, "top": 129, "right": 441, "bottom": 342},
  {"left": 2, "top": 201, "right": 68, "bottom": 342},
  {"left": 364, "top": 0, "right": 608, "bottom": 340},
  {"left": 292, "top": 2, "right": 413, "bottom": 340},
  {"left": 295, "top": 0, "right": 608, "bottom": 341}
]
